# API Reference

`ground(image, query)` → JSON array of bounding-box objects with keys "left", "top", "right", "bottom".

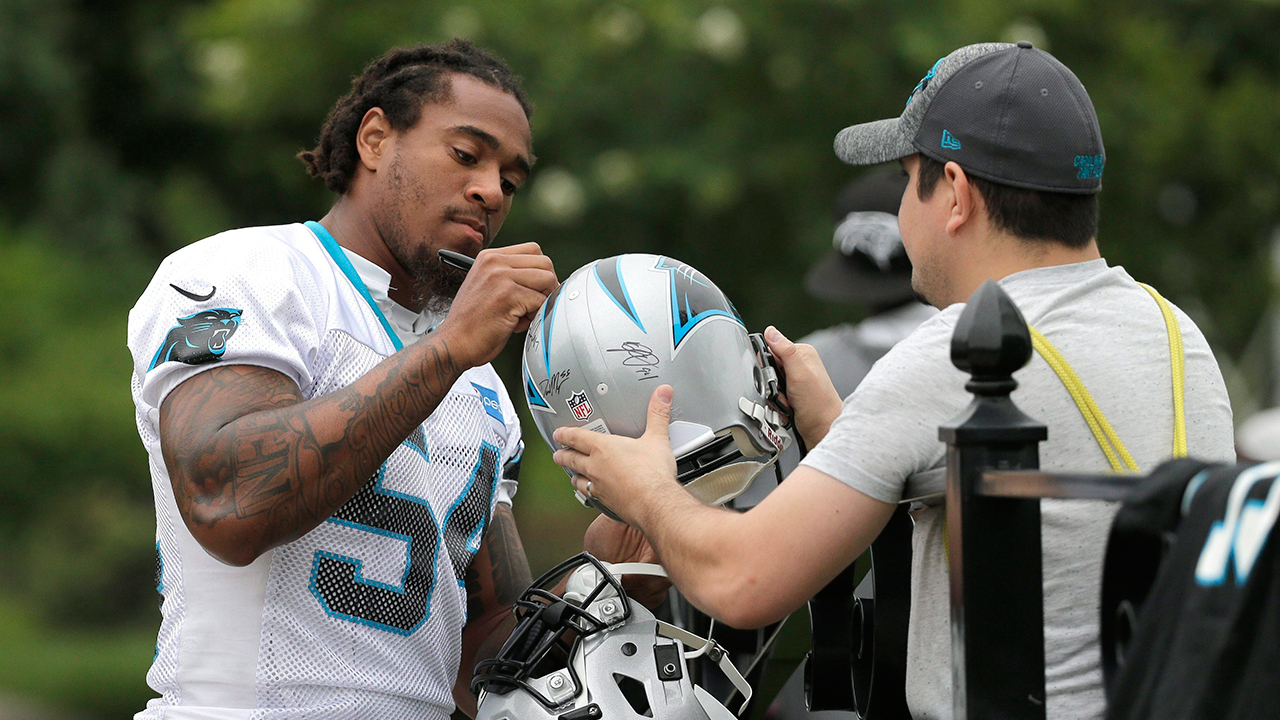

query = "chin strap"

[
  {"left": 655, "top": 620, "right": 754, "bottom": 716},
  {"left": 739, "top": 397, "right": 790, "bottom": 453},
  {"left": 600, "top": 562, "right": 753, "bottom": 715},
  {"left": 602, "top": 562, "right": 668, "bottom": 578},
  {"left": 565, "top": 562, "right": 669, "bottom": 605}
]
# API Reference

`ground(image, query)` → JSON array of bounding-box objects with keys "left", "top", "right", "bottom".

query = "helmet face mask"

[
  {"left": 473, "top": 553, "right": 632, "bottom": 711},
  {"left": 521, "top": 254, "right": 792, "bottom": 518},
  {"left": 472, "top": 553, "right": 751, "bottom": 720}
]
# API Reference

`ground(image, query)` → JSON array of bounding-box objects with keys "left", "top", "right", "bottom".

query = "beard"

[
  {"left": 386, "top": 235, "right": 467, "bottom": 314},
  {"left": 910, "top": 266, "right": 949, "bottom": 309},
  {"left": 377, "top": 155, "right": 469, "bottom": 313}
]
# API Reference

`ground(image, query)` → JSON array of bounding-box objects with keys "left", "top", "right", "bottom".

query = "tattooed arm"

[
  {"left": 452, "top": 504, "right": 533, "bottom": 717},
  {"left": 159, "top": 334, "right": 463, "bottom": 566},
  {"left": 158, "top": 244, "right": 556, "bottom": 566}
]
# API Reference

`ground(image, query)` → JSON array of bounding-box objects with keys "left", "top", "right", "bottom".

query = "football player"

[{"left": 127, "top": 40, "right": 612, "bottom": 719}]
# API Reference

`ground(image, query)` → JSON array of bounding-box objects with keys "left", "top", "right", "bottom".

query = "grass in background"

[{"left": 0, "top": 598, "right": 156, "bottom": 719}]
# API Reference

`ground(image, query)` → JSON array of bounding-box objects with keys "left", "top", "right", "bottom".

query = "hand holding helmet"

[
  {"left": 761, "top": 325, "right": 843, "bottom": 448},
  {"left": 520, "top": 254, "right": 791, "bottom": 521},
  {"left": 554, "top": 384, "right": 680, "bottom": 529}
]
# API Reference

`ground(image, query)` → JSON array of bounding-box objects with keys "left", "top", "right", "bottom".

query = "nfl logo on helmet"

[{"left": 567, "top": 391, "right": 594, "bottom": 421}]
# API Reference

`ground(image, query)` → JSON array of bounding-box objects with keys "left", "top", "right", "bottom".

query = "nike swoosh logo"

[{"left": 170, "top": 283, "right": 216, "bottom": 302}]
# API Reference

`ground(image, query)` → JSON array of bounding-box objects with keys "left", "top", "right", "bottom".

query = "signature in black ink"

[
  {"left": 606, "top": 342, "right": 661, "bottom": 381},
  {"left": 539, "top": 368, "right": 572, "bottom": 396},
  {"left": 527, "top": 315, "right": 543, "bottom": 352}
]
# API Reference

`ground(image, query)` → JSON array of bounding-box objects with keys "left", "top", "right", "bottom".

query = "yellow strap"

[
  {"left": 1028, "top": 282, "right": 1188, "bottom": 470},
  {"left": 942, "top": 282, "right": 1187, "bottom": 561},
  {"left": 1138, "top": 283, "right": 1188, "bottom": 458},
  {"left": 1029, "top": 328, "right": 1138, "bottom": 472}
]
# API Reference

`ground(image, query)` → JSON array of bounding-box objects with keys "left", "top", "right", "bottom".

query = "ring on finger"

[{"left": 585, "top": 480, "right": 593, "bottom": 499}]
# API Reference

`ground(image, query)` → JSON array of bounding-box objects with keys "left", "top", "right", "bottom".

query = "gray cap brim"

[{"left": 834, "top": 117, "right": 916, "bottom": 166}]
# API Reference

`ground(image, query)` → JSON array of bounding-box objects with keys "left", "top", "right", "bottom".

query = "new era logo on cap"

[{"left": 941, "top": 130, "right": 962, "bottom": 150}]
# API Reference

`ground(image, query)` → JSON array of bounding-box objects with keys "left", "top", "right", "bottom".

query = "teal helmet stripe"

[
  {"left": 541, "top": 283, "right": 564, "bottom": 376},
  {"left": 654, "top": 256, "right": 743, "bottom": 350},
  {"left": 523, "top": 356, "right": 551, "bottom": 410}
]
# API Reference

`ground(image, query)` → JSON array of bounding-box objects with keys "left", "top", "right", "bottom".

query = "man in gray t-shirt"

[
  {"left": 552, "top": 43, "right": 1234, "bottom": 720},
  {"left": 800, "top": 260, "right": 1233, "bottom": 718}
]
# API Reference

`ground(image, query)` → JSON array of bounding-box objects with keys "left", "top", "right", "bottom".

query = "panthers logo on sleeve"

[{"left": 149, "top": 308, "right": 243, "bottom": 370}]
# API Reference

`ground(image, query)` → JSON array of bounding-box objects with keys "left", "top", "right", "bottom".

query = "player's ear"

[
  {"left": 944, "top": 161, "right": 976, "bottom": 236},
  {"left": 355, "top": 107, "right": 393, "bottom": 173}
]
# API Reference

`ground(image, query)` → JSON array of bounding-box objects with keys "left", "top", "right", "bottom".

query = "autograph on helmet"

[
  {"left": 539, "top": 368, "right": 572, "bottom": 396},
  {"left": 607, "top": 342, "right": 661, "bottom": 381}
]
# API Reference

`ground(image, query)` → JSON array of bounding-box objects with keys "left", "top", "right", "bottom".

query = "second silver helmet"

[{"left": 521, "top": 254, "right": 790, "bottom": 518}]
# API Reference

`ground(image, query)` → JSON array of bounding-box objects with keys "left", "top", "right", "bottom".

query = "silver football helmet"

[
  {"left": 472, "top": 553, "right": 751, "bottom": 720},
  {"left": 521, "top": 254, "right": 791, "bottom": 518}
]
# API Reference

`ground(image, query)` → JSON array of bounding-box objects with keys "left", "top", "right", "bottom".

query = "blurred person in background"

[
  {"left": 798, "top": 166, "right": 936, "bottom": 400},
  {"left": 124, "top": 39, "right": 645, "bottom": 720},
  {"left": 739, "top": 167, "right": 936, "bottom": 502},
  {"left": 551, "top": 42, "right": 1236, "bottom": 720},
  {"left": 1233, "top": 231, "right": 1280, "bottom": 462}
]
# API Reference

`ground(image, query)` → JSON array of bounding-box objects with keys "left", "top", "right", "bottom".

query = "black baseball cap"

[
  {"left": 834, "top": 42, "right": 1106, "bottom": 194},
  {"left": 804, "top": 166, "right": 915, "bottom": 308}
]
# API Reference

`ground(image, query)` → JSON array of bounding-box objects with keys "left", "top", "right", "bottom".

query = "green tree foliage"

[{"left": 1, "top": 0, "right": 1278, "bottom": 715}]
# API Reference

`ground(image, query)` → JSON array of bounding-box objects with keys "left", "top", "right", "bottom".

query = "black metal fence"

[
  {"left": 938, "top": 279, "right": 1157, "bottom": 720},
  {"left": 939, "top": 279, "right": 1050, "bottom": 720}
]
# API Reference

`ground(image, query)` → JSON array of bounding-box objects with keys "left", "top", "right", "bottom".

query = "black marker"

[{"left": 438, "top": 249, "right": 475, "bottom": 273}]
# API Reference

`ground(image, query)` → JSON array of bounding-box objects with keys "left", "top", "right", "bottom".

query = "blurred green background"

[{"left": 2, "top": 0, "right": 1279, "bottom": 716}]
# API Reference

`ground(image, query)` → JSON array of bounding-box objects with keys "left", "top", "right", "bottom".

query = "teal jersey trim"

[{"left": 305, "top": 220, "right": 404, "bottom": 352}]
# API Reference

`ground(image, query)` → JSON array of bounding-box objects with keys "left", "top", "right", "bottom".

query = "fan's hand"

[{"left": 763, "top": 326, "right": 842, "bottom": 446}]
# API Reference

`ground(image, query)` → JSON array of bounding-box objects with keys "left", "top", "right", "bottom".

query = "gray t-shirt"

[{"left": 801, "top": 260, "right": 1235, "bottom": 720}]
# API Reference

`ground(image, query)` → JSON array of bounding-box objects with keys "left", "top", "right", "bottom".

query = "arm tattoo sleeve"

[
  {"left": 455, "top": 503, "right": 533, "bottom": 714},
  {"left": 467, "top": 504, "right": 533, "bottom": 618},
  {"left": 159, "top": 334, "right": 463, "bottom": 564}
]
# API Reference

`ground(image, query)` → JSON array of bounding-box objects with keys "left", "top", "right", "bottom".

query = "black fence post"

[{"left": 938, "top": 280, "right": 1049, "bottom": 720}]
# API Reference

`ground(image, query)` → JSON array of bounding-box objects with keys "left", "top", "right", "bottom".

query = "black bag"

[{"left": 1107, "top": 460, "right": 1280, "bottom": 720}]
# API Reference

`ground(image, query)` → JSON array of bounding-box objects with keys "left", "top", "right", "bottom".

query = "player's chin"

[
  {"left": 436, "top": 264, "right": 467, "bottom": 296},
  {"left": 404, "top": 266, "right": 462, "bottom": 317},
  {"left": 419, "top": 278, "right": 462, "bottom": 315}
]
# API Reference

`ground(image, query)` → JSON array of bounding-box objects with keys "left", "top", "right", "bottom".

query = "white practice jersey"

[{"left": 126, "top": 222, "right": 523, "bottom": 720}]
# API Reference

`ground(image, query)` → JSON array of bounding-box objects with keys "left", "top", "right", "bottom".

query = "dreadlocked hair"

[{"left": 298, "top": 38, "right": 532, "bottom": 194}]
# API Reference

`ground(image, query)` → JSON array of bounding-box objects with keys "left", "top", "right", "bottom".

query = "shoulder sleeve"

[
  {"left": 495, "top": 380, "right": 524, "bottom": 506},
  {"left": 127, "top": 230, "right": 328, "bottom": 413},
  {"left": 799, "top": 312, "right": 968, "bottom": 503}
]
